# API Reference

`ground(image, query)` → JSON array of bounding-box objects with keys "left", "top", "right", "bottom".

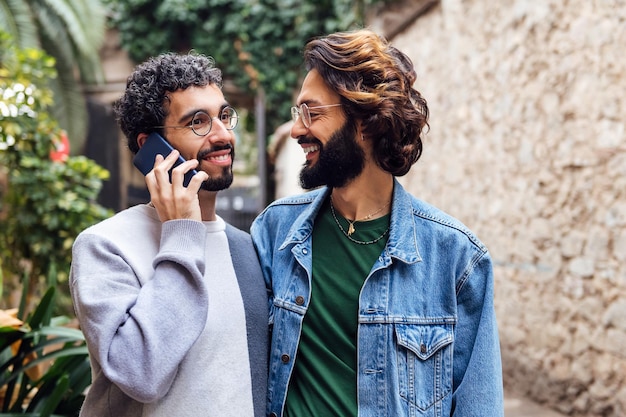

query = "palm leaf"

[
  {"left": 4, "top": 0, "right": 106, "bottom": 149},
  {"left": 40, "top": 0, "right": 91, "bottom": 56},
  {"left": 0, "top": 284, "right": 89, "bottom": 415},
  {"left": 47, "top": 60, "right": 89, "bottom": 152},
  {"left": 27, "top": 374, "right": 69, "bottom": 416},
  {"left": 30, "top": 355, "right": 91, "bottom": 412},
  {"left": 55, "top": 0, "right": 105, "bottom": 56},
  {"left": 0, "top": 343, "right": 88, "bottom": 386},
  {"left": 32, "top": 3, "right": 76, "bottom": 68},
  {"left": 25, "top": 286, "right": 55, "bottom": 329},
  {"left": 35, "top": 31, "right": 88, "bottom": 151},
  {"left": 0, "top": 0, "right": 38, "bottom": 48},
  {"left": 36, "top": 0, "right": 105, "bottom": 83}
]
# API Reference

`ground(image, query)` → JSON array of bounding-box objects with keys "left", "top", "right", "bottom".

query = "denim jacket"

[{"left": 251, "top": 180, "right": 504, "bottom": 417}]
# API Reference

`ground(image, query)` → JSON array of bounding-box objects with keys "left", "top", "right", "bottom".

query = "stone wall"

[{"left": 376, "top": 0, "right": 626, "bottom": 415}]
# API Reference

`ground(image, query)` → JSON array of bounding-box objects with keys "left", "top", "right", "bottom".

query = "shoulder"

[
  {"left": 73, "top": 205, "right": 160, "bottom": 253},
  {"left": 256, "top": 188, "right": 324, "bottom": 220},
  {"left": 224, "top": 223, "right": 252, "bottom": 245},
  {"left": 251, "top": 188, "right": 326, "bottom": 240},
  {"left": 396, "top": 185, "right": 487, "bottom": 253},
  {"left": 79, "top": 205, "right": 156, "bottom": 237},
  {"left": 267, "top": 188, "right": 324, "bottom": 209}
]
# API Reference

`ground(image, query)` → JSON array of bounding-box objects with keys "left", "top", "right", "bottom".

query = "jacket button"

[
  {"left": 281, "top": 354, "right": 290, "bottom": 363},
  {"left": 295, "top": 296, "right": 305, "bottom": 305},
  {"left": 270, "top": 413, "right": 278, "bottom": 417},
  {"left": 302, "top": 248, "right": 308, "bottom": 255},
  {"left": 420, "top": 343, "right": 427, "bottom": 353}
]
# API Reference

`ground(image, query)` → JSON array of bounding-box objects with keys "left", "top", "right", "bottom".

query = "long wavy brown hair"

[{"left": 303, "top": 29, "right": 429, "bottom": 176}]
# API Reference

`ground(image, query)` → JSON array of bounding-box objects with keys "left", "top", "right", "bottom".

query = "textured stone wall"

[{"left": 380, "top": 1, "right": 626, "bottom": 415}]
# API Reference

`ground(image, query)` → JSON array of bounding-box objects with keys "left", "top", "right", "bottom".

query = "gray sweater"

[{"left": 70, "top": 204, "right": 268, "bottom": 417}]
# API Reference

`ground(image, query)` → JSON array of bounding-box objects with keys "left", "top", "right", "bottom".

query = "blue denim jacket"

[{"left": 251, "top": 180, "right": 504, "bottom": 417}]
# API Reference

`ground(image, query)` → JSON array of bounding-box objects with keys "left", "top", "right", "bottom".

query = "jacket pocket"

[{"left": 395, "top": 323, "right": 454, "bottom": 412}]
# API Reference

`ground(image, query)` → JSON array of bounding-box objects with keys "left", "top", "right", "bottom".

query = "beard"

[
  {"left": 198, "top": 144, "right": 234, "bottom": 192},
  {"left": 299, "top": 118, "right": 365, "bottom": 189},
  {"left": 200, "top": 167, "right": 233, "bottom": 191}
]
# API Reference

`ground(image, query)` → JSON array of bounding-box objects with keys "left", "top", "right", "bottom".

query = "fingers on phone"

[
  {"left": 162, "top": 150, "right": 180, "bottom": 165},
  {"left": 151, "top": 152, "right": 174, "bottom": 181},
  {"left": 171, "top": 159, "right": 206, "bottom": 187},
  {"left": 190, "top": 170, "right": 209, "bottom": 189}
]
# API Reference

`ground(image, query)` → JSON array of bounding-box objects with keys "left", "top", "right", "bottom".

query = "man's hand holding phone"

[
  {"left": 133, "top": 132, "right": 208, "bottom": 222},
  {"left": 145, "top": 150, "right": 208, "bottom": 222}
]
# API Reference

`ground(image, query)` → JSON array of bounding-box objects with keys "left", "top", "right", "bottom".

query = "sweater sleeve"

[{"left": 70, "top": 219, "right": 209, "bottom": 403}]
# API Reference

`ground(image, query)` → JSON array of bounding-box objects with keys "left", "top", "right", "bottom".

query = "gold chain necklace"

[
  {"left": 330, "top": 196, "right": 390, "bottom": 236},
  {"left": 329, "top": 197, "right": 390, "bottom": 245}
]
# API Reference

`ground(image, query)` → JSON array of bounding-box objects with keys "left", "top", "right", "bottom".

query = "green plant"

[
  {"left": 0, "top": 0, "right": 106, "bottom": 151},
  {"left": 0, "top": 286, "right": 90, "bottom": 417},
  {"left": 0, "top": 31, "right": 112, "bottom": 313}
]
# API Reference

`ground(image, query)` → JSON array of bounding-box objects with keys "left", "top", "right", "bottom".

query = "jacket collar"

[
  {"left": 278, "top": 187, "right": 327, "bottom": 250},
  {"left": 279, "top": 180, "right": 422, "bottom": 264},
  {"left": 387, "top": 179, "right": 422, "bottom": 264}
]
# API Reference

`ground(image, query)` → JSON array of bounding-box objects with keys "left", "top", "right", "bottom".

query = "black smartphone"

[{"left": 133, "top": 132, "right": 198, "bottom": 187}]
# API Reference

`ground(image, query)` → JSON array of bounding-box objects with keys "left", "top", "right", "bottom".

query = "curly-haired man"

[
  {"left": 252, "top": 30, "right": 504, "bottom": 417},
  {"left": 70, "top": 53, "right": 268, "bottom": 417}
]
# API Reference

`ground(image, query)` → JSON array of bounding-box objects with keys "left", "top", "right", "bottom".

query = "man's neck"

[
  {"left": 198, "top": 190, "right": 218, "bottom": 221},
  {"left": 330, "top": 166, "right": 394, "bottom": 222}
]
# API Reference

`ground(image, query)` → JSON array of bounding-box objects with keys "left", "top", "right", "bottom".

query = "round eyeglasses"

[
  {"left": 155, "top": 106, "right": 239, "bottom": 136},
  {"left": 291, "top": 103, "right": 342, "bottom": 128}
]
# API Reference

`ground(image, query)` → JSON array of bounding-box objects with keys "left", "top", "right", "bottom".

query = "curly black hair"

[
  {"left": 303, "top": 29, "right": 429, "bottom": 176},
  {"left": 113, "top": 52, "right": 223, "bottom": 154}
]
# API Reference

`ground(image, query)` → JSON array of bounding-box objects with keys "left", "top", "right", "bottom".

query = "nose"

[
  {"left": 206, "top": 117, "right": 233, "bottom": 143},
  {"left": 290, "top": 117, "right": 308, "bottom": 139}
]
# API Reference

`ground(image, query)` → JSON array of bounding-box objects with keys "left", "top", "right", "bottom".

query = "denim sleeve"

[
  {"left": 250, "top": 213, "right": 275, "bottom": 327},
  {"left": 451, "top": 250, "right": 504, "bottom": 416}
]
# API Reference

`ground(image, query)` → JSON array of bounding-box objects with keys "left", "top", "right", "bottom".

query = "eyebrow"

[
  {"left": 176, "top": 102, "right": 230, "bottom": 125},
  {"left": 297, "top": 99, "right": 324, "bottom": 107}
]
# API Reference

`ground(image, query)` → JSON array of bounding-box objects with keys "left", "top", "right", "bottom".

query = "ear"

[{"left": 136, "top": 133, "right": 149, "bottom": 149}]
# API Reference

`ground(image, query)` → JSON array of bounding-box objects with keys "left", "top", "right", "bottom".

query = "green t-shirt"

[{"left": 284, "top": 198, "right": 389, "bottom": 417}]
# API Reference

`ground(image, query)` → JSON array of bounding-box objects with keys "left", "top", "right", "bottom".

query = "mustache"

[
  {"left": 197, "top": 143, "right": 233, "bottom": 160},
  {"left": 297, "top": 136, "right": 321, "bottom": 146}
]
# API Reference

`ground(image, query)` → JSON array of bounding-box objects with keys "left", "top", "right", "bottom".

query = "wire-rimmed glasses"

[
  {"left": 291, "top": 103, "right": 341, "bottom": 128},
  {"left": 155, "top": 106, "right": 239, "bottom": 136}
]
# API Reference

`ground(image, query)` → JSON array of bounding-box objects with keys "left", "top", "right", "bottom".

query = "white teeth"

[
  {"left": 303, "top": 145, "right": 319, "bottom": 154},
  {"left": 207, "top": 154, "right": 229, "bottom": 161}
]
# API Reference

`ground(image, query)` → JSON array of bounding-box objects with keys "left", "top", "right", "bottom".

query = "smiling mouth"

[
  {"left": 199, "top": 144, "right": 233, "bottom": 164},
  {"left": 205, "top": 153, "right": 230, "bottom": 162},
  {"left": 302, "top": 144, "right": 320, "bottom": 155}
]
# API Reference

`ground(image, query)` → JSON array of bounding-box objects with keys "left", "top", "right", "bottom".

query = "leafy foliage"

[
  {"left": 0, "top": 31, "right": 112, "bottom": 311},
  {"left": 104, "top": 0, "right": 381, "bottom": 135},
  {"left": 0, "top": 0, "right": 106, "bottom": 151},
  {"left": 0, "top": 287, "right": 90, "bottom": 416}
]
